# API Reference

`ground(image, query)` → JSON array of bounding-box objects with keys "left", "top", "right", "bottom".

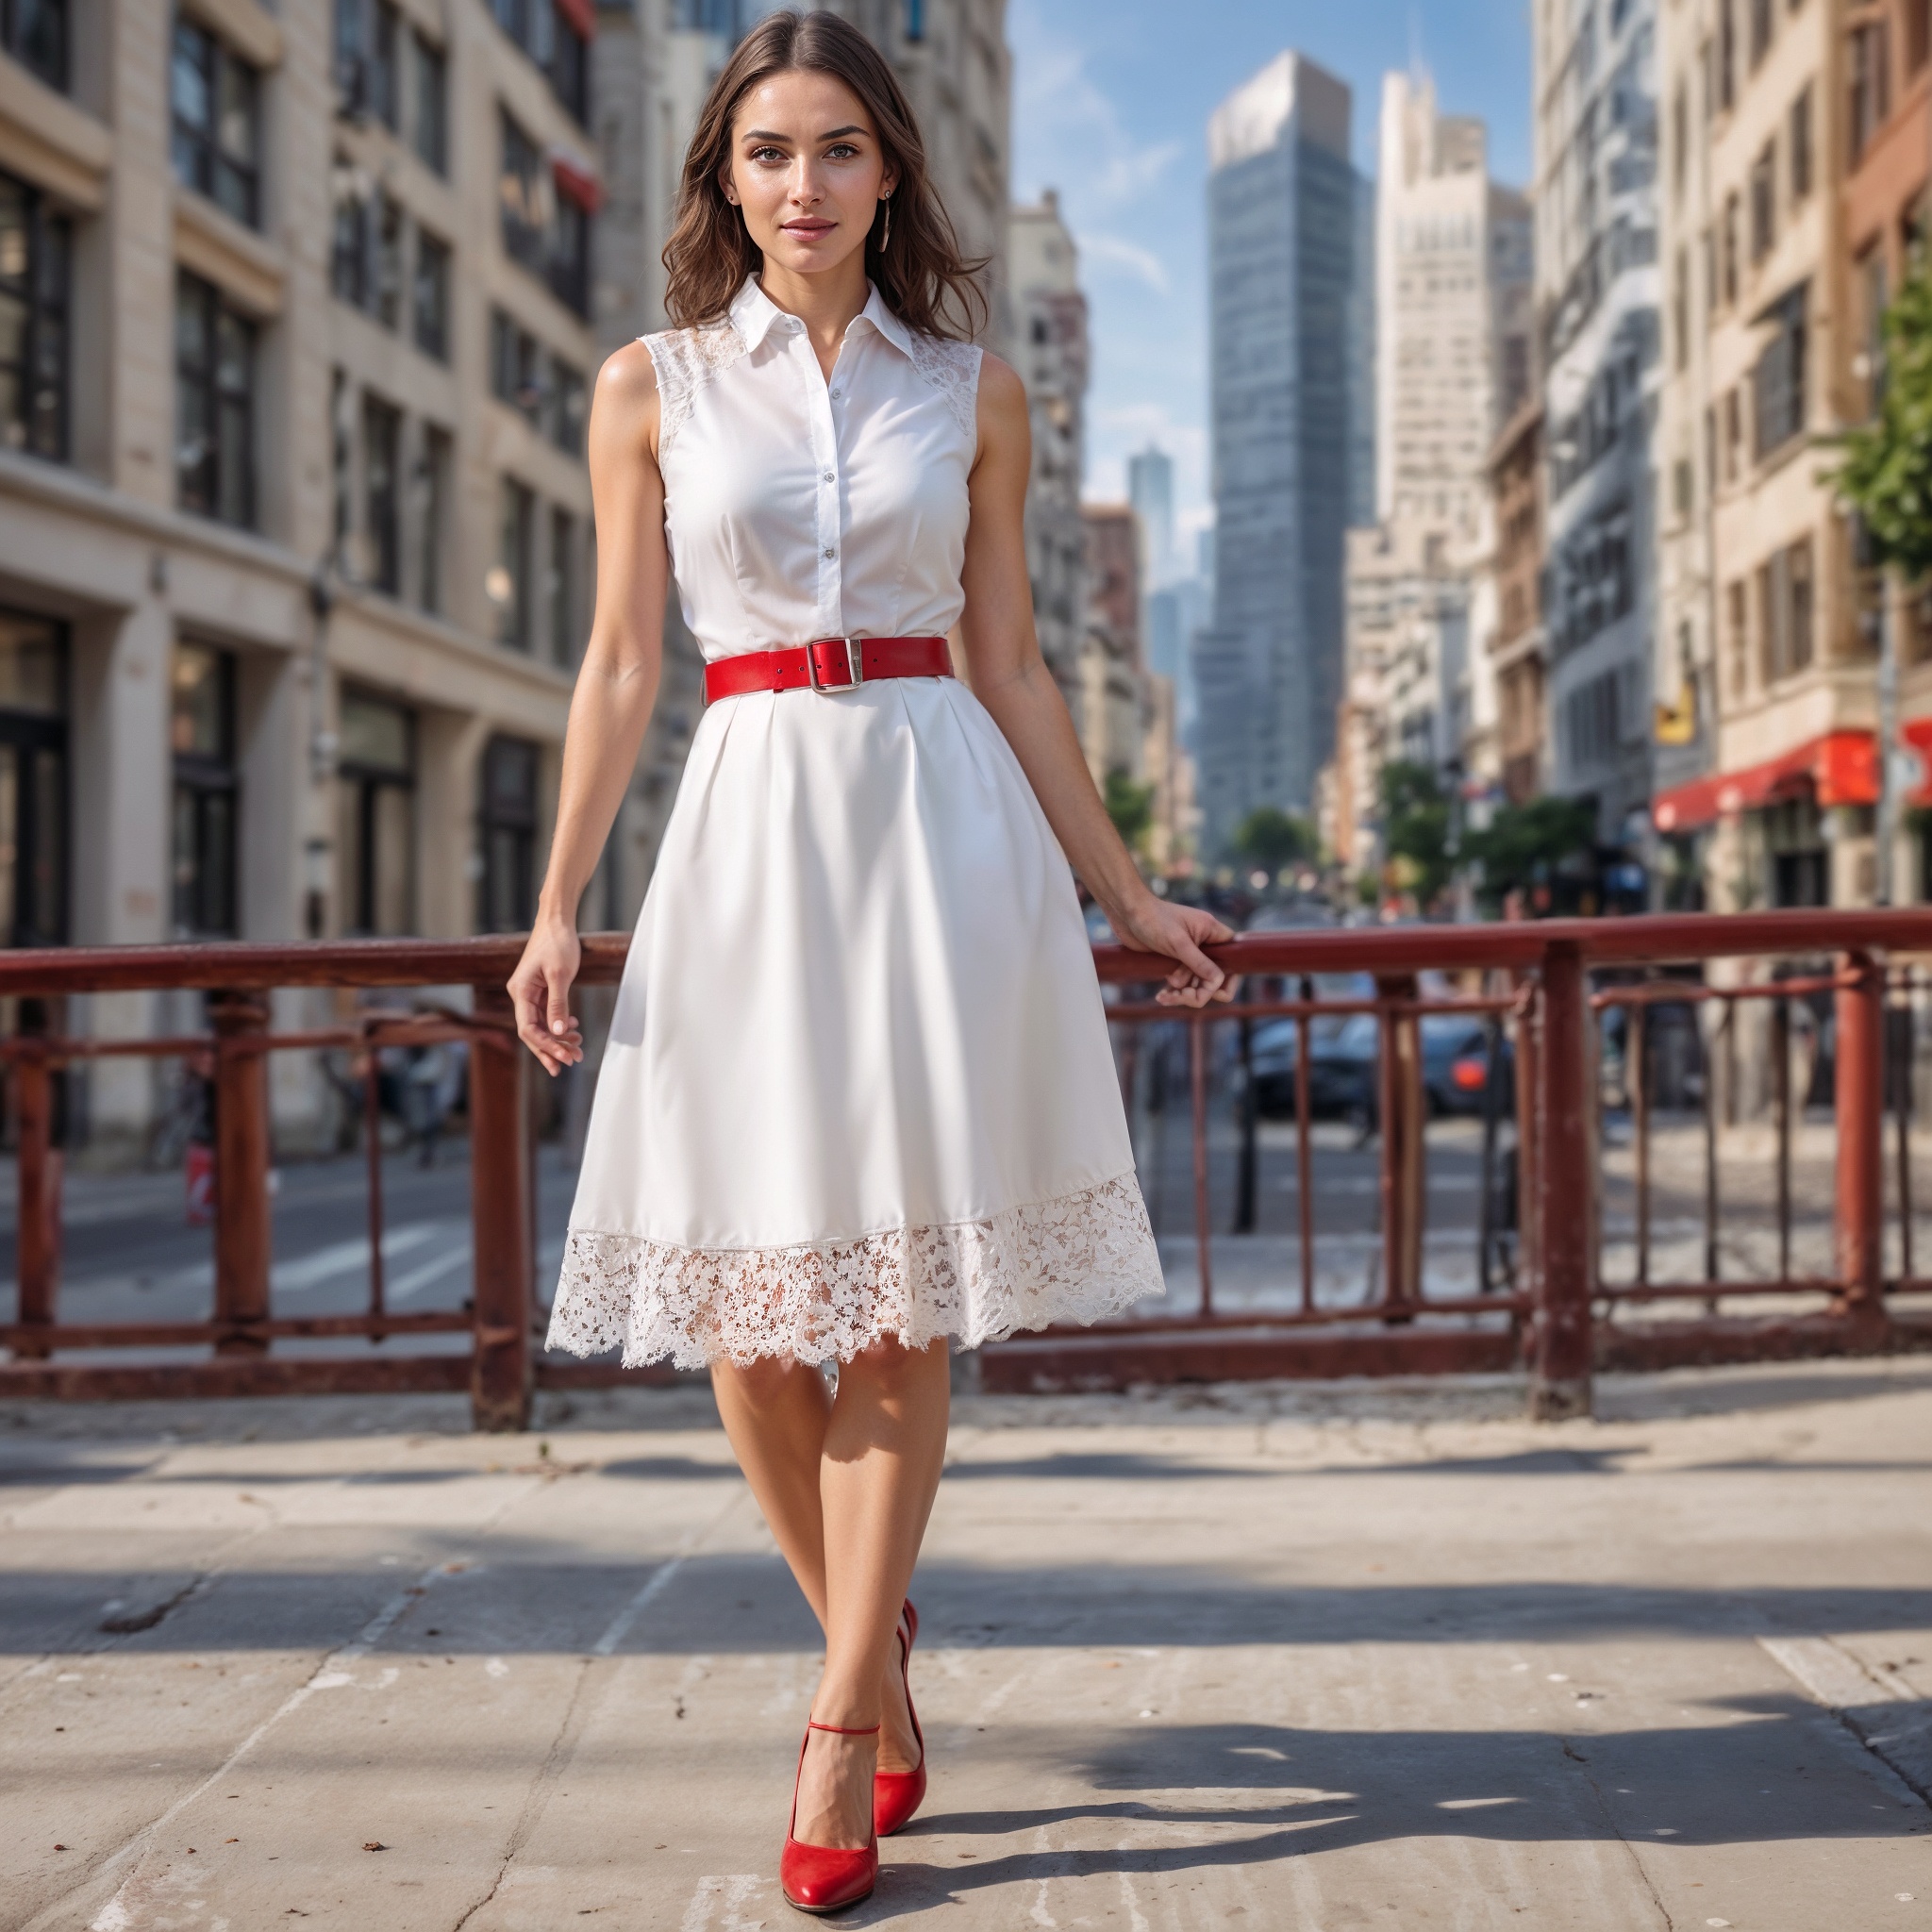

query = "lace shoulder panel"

[
  {"left": 642, "top": 321, "right": 746, "bottom": 454},
  {"left": 904, "top": 333, "right": 983, "bottom": 441}
]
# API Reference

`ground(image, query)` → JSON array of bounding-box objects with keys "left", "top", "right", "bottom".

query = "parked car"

[{"left": 1249, "top": 1001, "right": 1513, "bottom": 1124}]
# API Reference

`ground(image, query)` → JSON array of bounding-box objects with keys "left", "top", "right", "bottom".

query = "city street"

[{"left": 3, "top": 1360, "right": 1928, "bottom": 1929}]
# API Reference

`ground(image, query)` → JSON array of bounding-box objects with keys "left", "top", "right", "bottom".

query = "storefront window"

[
  {"left": 336, "top": 689, "right": 415, "bottom": 935},
  {"left": 0, "top": 608, "right": 67, "bottom": 947},
  {"left": 171, "top": 641, "right": 238, "bottom": 937},
  {"left": 479, "top": 735, "right": 538, "bottom": 931}
]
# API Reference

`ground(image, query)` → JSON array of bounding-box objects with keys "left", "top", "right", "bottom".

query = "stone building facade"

[{"left": 0, "top": 0, "right": 607, "bottom": 1148}]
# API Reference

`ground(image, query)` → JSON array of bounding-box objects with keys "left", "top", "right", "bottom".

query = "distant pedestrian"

[{"left": 508, "top": 10, "right": 1234, "bottom": 1914}]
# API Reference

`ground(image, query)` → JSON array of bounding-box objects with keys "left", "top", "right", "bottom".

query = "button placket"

[{"left": 808, "top": 337, "right": 849, "bottom": 634}]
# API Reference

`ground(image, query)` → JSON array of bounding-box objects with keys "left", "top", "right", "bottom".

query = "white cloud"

[
  {"left": 1076, "top": 233, "right": 1170, "bottom": 292},
  {"left": 1009, "top": 3, "right": 1185, "bottom": 216}
]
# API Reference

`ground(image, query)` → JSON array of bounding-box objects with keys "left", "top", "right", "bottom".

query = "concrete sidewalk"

[{"left": 3, "top": 1364, "right": 1930, "bottom": 1931}]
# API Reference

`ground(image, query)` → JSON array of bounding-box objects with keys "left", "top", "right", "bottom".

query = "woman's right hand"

[{"left": 508, "top": 915, "right": 585, "bottom": 1077}]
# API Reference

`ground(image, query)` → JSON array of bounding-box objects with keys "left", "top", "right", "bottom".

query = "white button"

[
  {"left": 822, "top": 470, "right": 835, "bottom": 481},
  {"left": 829, "top": 388, "right": 841, "bottom": 398},
  {"left": 823, "top": 547, "right": 835, "bottom": 559}
]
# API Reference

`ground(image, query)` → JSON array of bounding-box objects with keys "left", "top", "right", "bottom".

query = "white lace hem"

[{"left": 545, "top": 1172, "right": 1164, "bottom": 1370}]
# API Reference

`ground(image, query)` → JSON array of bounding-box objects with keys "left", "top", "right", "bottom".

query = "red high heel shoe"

[
  {"left": 874, "top": 1598, "right": 926, "bottom": 1837},
  {"left": 779, "top": 1720, "right": 879, "bottom": 1915}
]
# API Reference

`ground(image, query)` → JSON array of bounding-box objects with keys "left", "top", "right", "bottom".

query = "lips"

[{"left": 782, "top": 221, "right": 835, "bottom": 234}]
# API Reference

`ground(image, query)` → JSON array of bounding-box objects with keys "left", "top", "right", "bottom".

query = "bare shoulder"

[
  {"left": 975, "top": 350, "right": 1026, "bottom": 417},
  {"left": 596, "top": 339, "right": 659, "bottom": 409},
  {"left": 973, "top": 351, "right": 1029, "bottom": 456}
]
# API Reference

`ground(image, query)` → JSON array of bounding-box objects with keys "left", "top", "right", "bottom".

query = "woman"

[{"left": 511, "top": 10, "right": 1233, "bottom": 1913}]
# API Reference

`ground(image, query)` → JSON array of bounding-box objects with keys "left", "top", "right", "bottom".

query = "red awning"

[
  {"left": 553, "top": 0, "right": 596, "bottom": 39},
  {"left": 550, "top": 151, "right": 603, "bottom": 213},
  {"left": 1653, "top": 724, "right": 1932, "bottom": 833}
]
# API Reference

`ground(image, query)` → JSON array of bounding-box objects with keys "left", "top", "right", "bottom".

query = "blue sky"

[{"left": 1008, "top": 0, "right": 1534, "bottom": 557}]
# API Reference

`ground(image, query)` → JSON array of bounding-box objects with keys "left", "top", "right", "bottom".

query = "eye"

[
  {"left": 825, "top": 142, "right": 860, "bottom": 158},
  {"left": 747, "top": 144, "right": 786, "bottom": 163}
]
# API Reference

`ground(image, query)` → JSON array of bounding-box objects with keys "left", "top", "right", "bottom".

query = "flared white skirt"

[{"left": 545, "top": 673, "right": 1164, "bottom": 1369}]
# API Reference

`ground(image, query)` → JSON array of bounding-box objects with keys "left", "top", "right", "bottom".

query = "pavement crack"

[{"left": 1555, "top": 1730, "right": 1675, "bottom": 1931}]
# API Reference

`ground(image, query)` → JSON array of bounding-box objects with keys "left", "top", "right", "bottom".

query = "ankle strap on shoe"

[{"left": 808, "top": 1720, "right": 881, "bottom": 1736}]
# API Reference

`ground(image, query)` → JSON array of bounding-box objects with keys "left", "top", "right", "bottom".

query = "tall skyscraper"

[
  {"left": 1195, "top": 51, "right": 1372, "bottom": 848},
  {"left": 1375, "top": 73, "right": 1533, "bottom": 539},
  {"left": 1127, "top": 445, "right": 1175, "bottom": 591}
]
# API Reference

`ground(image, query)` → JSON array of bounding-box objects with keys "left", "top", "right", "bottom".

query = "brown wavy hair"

[{"left": 661, "top": 9, "right": 989, "bottom": 341}]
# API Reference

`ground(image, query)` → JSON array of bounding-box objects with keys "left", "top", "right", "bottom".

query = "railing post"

[
  {"left": 1375, "top": 974, "right": 1423, "bottom": 1318},
  {"left": 1835, "top": 949, "right": 1886, "bottom": 1327},
  {"left": 209, "top": 991, "right": 273, "bottom": 1355},
  {"left": 470, "top": 984, "right": 532, "bottom": 1431},
  {"left": 1533, "top": 941, "right": 1592, "bottom": 1419},
  {"left": 13, "top": 1010, "right": 61, "bottom": 1360}
]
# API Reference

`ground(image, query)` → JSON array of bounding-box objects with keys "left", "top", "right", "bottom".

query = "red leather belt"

[{"left": 703, "top": 635, "right": 953, "bottom": 704}]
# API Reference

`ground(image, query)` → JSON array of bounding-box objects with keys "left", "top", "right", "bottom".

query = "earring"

[{"left": 877, "top": 195, "right": 891, "bottom": 251}]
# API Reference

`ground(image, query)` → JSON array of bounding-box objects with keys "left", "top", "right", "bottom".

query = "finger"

[{"left": 1168, "top": 935, "right": 1225, "bottom": 994}]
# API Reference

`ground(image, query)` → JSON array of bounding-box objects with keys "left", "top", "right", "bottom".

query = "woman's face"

[{"left": 722, "top": 69, "right": 895, "bottom": 280}]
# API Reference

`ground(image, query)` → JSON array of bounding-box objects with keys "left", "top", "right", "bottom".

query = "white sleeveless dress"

[{"left": 545, "top": 276, "right": 1164, "bottom": 1370}]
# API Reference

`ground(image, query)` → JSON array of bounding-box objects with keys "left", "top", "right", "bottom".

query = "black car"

[{"left": 1249, "top": 1003, "right": 1513, "bottom": 1124}]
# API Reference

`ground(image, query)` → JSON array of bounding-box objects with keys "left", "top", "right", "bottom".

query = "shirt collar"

[{"left": 727, "top": 275, "right": 917, "bottom": 359}]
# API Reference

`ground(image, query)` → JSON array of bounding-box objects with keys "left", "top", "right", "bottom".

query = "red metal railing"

[{"left": 1, "top": 912, "right": 1928, "bottom": 1427}]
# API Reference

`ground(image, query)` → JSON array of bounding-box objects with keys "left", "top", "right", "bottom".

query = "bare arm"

[
  {"left": 957, "top": 356, "right": 1233, "bottom": 1008},
  {"left": 508, "top": 341, "right": 671, "bottom": 1073}
]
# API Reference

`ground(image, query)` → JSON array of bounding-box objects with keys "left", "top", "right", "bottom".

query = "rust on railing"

[{"left": 1, "top": 910, "right": 1930, "bottom": 1425}]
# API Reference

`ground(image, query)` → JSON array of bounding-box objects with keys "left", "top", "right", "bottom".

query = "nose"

[{"left": 788, "top": 157, "right": 824, "bottom": 207}]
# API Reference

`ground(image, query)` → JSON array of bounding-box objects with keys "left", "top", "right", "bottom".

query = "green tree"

[
  {"left": 1104, "top": 769, "right": 1156, "bottom": 854},
  {"left": 1462, "top": 796, "right": 1597, "bottom": 912},
  {"left": 1835, "top": 260, "right": 1932, "bottom": 580},
  {"left": 1230, "top": 805, "right": 1316, "bottom": 877},
  {"left": 1377, "top": 760, "right": 1454, "bottom": 908}
]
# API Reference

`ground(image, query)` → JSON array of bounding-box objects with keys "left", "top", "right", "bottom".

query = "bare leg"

[
  {"left": 709, "top": 1346, "right": 940, "bottom": 1799},
  {"left": 791, "top": 1338, "right": 951, "bottom": 1849}
]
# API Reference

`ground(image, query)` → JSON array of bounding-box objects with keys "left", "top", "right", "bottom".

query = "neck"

[{"left": 757, "top": 254, "right": 871, "bottom": 355}]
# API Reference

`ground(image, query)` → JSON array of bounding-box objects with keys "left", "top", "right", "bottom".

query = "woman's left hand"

[{"left": 1108, "top": 896, "right": 1239, "bottom": 1008}]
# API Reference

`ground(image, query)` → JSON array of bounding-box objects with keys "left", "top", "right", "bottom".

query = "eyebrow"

[{"left": 741, "top": 125, "right": 868, "bottom": 142}]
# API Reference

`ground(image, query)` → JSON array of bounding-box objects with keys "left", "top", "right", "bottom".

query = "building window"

[
  {"left": 1749, "top": 142, "right": 1776, "bottom": 264},
  {"left": 171, "top": 20, "right": 261, "bottom": 228},
  {"left": 1751, "top": 281, "right": 1807, "bottom": 459},
  {"left": 492, "top": 0, "right": 591, "bottom": 123},
  {"left": 548, "top": 507, "right": 575, "bottom": 664},
  {"left": 0, "top": 609, "right": 66, "bottom": 946},
  {"left": 496, "top": 477, "right": 535, "bottom": 649},
  {"left": 478, "top": 735, "right": 538, "bottom": 932},
  {"left": 412, "top": 229, "right": 449, "bottom": 359},
  {"left": 1850, "top": 21, "right": 1890, "bottom": 164},
  {"left": 491, "top": 307, "right": 544, "bottom": 421},
  {"left": 1718, "top": 0, "right": 1736, "bottom": 109},
  {"left": 330, "top": 165, "right": 369, "bottom": 307},
  {"left": 413, "top": 32, "right": 447, "bottom": 173},
  {"left": 330, "top": 369, "right": 352, "bottom": 550},
  {"left": 1859, "top": 246, "right": 1888, "bottom": 417},
  {"left": 415, "top": 425, "right": 449, "bottom": 616},
  {"left": 1724, "top": 387, "right": 1742, "bottom": 480},
  {"left": 3, "top": 0, "right": 68, "bottom": 93},
  {"left": 336, "top": 688, "right": 415, "bottom": 936},
  {"left": 175, "top": 272, "right": 255, "bottom": 528},
  {"left": 1910, "top": 0, "right": 1931, "bottom": 75},
  {"left": 552, "top": 360, "right": 586, "bottom": 455},
  {"left": 171, "top": 641, "right": 238, "bottom": 938},
  {"left": 368, "top": 0, "right": 399, "bottom": 129},
  {"left": 1726, "top": 579, "right": 1748, "bottom": 697},
  {"left": 500, "top": 110, "right": 591, "bottom": 315},
  {"left": 1722, "top": 193, "right": 1740, "bottom": 305},
  {"left": 362, "top": 392, "right": 401, "bottom": 594},
  {"left": 375, "top": 193, "right": 404, "bottom": 328},
  {"left": 1789, "top": 86, "right": 1811, "bottom": 202},
  {"left": 0, "top": 171, "right": 68, "bottom": 461},
  {"left": 1747, "top": 0, "right": 1773, "bottom": 67},
  {"left": 1671, "top": 82, "right": 1687, "bottom": 204}
]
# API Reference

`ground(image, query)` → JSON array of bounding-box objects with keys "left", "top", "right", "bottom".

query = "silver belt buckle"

[{"left": 806, "top": 637, "right": 864, "bottom": 692}]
